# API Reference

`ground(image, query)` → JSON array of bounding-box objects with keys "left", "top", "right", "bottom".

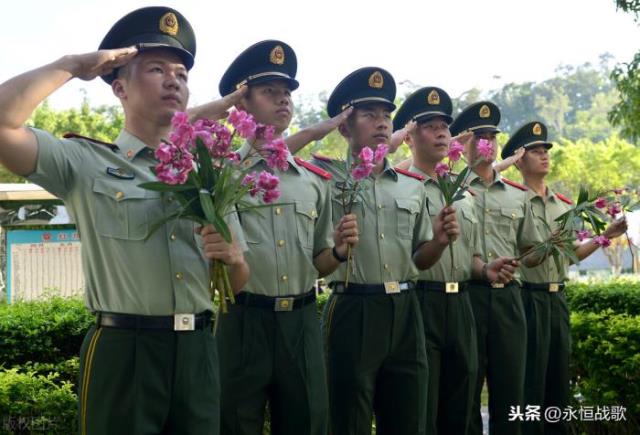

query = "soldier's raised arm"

[{"left": 0, "top": 47, "right": 137, "bottom": 176}]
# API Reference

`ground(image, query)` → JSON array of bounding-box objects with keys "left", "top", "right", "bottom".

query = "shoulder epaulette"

[
  {"left": 63, "top": 133, "right": 118, "bottom": 151},
  {"left": 556, "top": 192, "right": 573, "bottom": 205},
  {"left": 294, "top": 156, "right": 332, "bottom": 180},
  {"left": 310, "top": 153, "right": 334, "bottom": 162},
  {"left": 394, "top": 167, "right": 425, "bottom": 181},
  {"left": 502, "top": 177, "right": 528, "bottom": 191}
]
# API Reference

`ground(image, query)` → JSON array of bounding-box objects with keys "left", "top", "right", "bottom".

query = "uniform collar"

[
  {"left": 409, "top": 164, "right": 436, "bottom": 183},
  {"left": 528, "top": 184, "right": 556, "bottom": 202},
  {"left": 238, "top": 141, "right": 299, "bottom": 173},
  {"left": 468, "top": 167, "right": 505, "bottom": 188},
  {"left": 115, "top": 130, "right": 152, "bottom": 160}
]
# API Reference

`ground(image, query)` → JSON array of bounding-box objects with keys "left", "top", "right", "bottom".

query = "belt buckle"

[
  {"left": 549, "top": 283, "right": 560, "bottom": 293},
  {"left": 275, "top": 297, "right": 294, "bottom": 312},
  {"left": 491, "top": 282, "right": 505, "bottom": 289},
  {"left": 384, "top": 281, "right": 401, "bottom": 294},
  {"left": 174, "top": 314, "right": 195, "bottom": 331},
  {"left": 445, "top": 282, "right": 459, "bottom": 293}
]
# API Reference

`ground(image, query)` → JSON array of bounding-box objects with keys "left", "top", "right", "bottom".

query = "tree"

[{"left": 609, "top": 0, "right": 640, "bottom": 141}]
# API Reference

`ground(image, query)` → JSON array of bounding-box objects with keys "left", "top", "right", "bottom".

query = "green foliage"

[
  {"left": 0, "top": 297, "right": 93, "bottom": 367},
  {"left": 0, "top": 368, "right": 77, "bottom": 434},
  {"left": 566, "top": 279, "right": 640, "bottom": 315},
  {"left": 610, "top": 51, "right": 640, "bottom": 142},
  {"left": 570, "top": 310, "right": 640, "bottom": 426}
]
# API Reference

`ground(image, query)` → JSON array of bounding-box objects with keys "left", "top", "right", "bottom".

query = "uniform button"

[
  {"left": 170, "top": 234, "right": 177, "bottom": 241},
  {"left": 485, "top": 208, "right": 491, "bottom": 213},
  {"left": 384, "top": 264, "right": 389, "bottom": 270},
  {"left": 167, "top": 196, "right": 174, "bottom": 203},
  {"left": 126, "top": 150, "right": 134, "bottom": 158},
  {"left": 485, "top": 230, "right": 490, "bottom": 235},
  {"left": 380, "top": 233, "right": 385, "bottom": 239},
  {"left": 488, "top": 253, "right": 493, "bottom": 258},
  {"left": 311, "top": 210, "right": 317, "bottom": 217},
  {"left": 175, "top": 272, "right": 183, "bottom": 280},
  {"left": 511, "top": 213, "right": 516, "bottom": 219},
  {"left": 378, "top": 204, "right": 383, "bottom": 210},
  {"left": 275, "top": 207, "right": 282, "bottom": 215},
  {"left": 281, "top": 275, "right": 288, "bottom": 281},
  {"left": 278, "top": 240, "right": 285, "bottom": 247},
  {"left": 115, "top": 191, "right": 124, "bottom": 200}
]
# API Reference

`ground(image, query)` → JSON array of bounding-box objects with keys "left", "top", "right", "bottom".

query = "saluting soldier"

[
  {"left": 215, "top": 40, "right": 358, "bottom": 435},
  {"left": 502, "top": 122, "right": 627, "bottom": 435},
  {"left": 450, "top": 102, "right": 544, "bottom": 435},
  {"left": 0, "top": 7, "right": 250, "bottom": 434},
  {"left": 312, "top": 67, "right": 460, "bottom": 435},
  {"left": 393, "top": 87, "right": 518, "bottom": 434}
]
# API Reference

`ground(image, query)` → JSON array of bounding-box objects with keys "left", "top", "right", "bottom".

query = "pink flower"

[
  {"left": 227, "top": 152, "right": 241, "bottom": 164},
  {"left": 594, "top": 197, "right": 608, "bottom": 209},
  {"left": 576, "top": 229, "right": 592, "bottom": 241},
  {"left": 448, "top": 141, "right": 464, "bottom": 162},
  {"left": 476, "top": 138, "right": 494, "bottom": 161},
  {"left": 352, "top": 163, "right": 373, "bottom": 181},
  {"left": 228, "top": 110, "right": 258, "bottom": 139},
  {"left": 435, "top": 162, "right": 450, "bottom": 178},
  {"left": 169, "top": 112, "right": 195, "bottom": 150},
  {"left": 593, "top": 235, "right": 611, "bottom": 248},
  {"left": 154, "top": 141, "right": 194, "bottom": 185},
  {"left": 607, "top": 202, "right": 622, "bottom": 218},
  {"left": 358, "top": 147, "right": 374, "bottom": 164},
  {"left": 374, "top": 144, "right": 389, "bottom": 163},
  {"left": 263, "top": 138, "right": 290, "bottom": 171},
  {"left": 257, "top": 171, "right": 279, "bottom": 191},
  {"left": 156, "top": 142, "right": 174, "bottom": 163},
  {"left": 242, "top": 172, "right": 256, "bottom": 187},
  {"left": 256, "top": 124, "right": 276, "bottom": 141},
  {"left": 262, "top": 189, "right": 281, "bottom": 203}
]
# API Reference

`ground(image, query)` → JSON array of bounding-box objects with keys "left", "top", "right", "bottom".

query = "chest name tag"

[{"left": 106, "top": 167, "right": 135, "bottom": 180}]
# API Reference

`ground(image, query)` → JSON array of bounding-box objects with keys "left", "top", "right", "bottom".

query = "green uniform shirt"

[
  {"left": 26, "top": 128, "right": 247, "bottom": 316},
  {"left": 467, "top": 169, "right": 543, "bottom": 272},
  {"left": 312, "top": 157, "right": 433, "bottom": 284},
  {"left": 237, "top": 143, "right": 333, "bottom": 296},
  {"left": 520, "top": 187, "right": 573, "bottom": 283},
  {"left": 410, "top": 165, "right": 482, "bottom": 282}
]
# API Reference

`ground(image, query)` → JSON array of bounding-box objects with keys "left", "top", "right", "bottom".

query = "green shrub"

[
  {"left": 566, "top": 279, "right": 640, "bottom": 315},
  {"left": 0, "top": 368, "right": 77, "bottom": 434},
  {"left": 570, "top": 310, "right": 640, "bottom": 433},
  {"left": 0, "top": 297, "right": 93, "bottom": 367}
]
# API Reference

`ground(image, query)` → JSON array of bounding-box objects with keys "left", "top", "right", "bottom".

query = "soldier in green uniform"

[
  {"left": 502, "top": 122, "right": 627, "bottom": 435},
  {"left": 393, "top": 87, "right": 519, "bottom": 434},
  {"left": 215, "top": 40, "right": 358, "bottom": 435},
  {"left": 450, "top": 102, "right": 544, "bottom": 435},
  {"left": 312, "top": 67, "right": 461, "bottom": 435},
  {"left": 0, "top": 7, "right": 250, "bottom": 434}
]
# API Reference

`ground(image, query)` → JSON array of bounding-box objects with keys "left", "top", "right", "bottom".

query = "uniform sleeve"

[
  {"left": 413, "top": 189, "right": 434, "bottom": 251},
  {"left": 25, "top": 128, "right": 86, "bottom": 200},
  {"left": 517, "top": 198, "right": 544, "bottom": 251},
  {"left": 226, "top": 209, "right": 248, "bottom": 252},
  {"left": 313, "top": 180, "right": 334, "bottom": 256}
]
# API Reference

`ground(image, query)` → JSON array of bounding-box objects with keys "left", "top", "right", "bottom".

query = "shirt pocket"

[
  {"left": 396, "top": 198, "right": 421, "bottom": 240},
  {"left": 92, "top": 178, "right": 160, "bottom": 240},
  {"left": 492, "top": 207, "right": 522, "bottom": 238},
  {"left": 295, "top": 200, "right": 317, "bottom": 250}
]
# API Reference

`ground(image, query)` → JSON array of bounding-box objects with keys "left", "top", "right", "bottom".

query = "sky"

[{"left": 1, "top": 0, "right": 638, "bottom": 110}]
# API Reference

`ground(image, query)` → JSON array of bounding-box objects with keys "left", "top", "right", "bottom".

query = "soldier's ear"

[
  {"left": 338, "top": 123, "right": 351, "bottom": 139},
  {"left": 112, "top": 79, "right": 126, "bottom": 100}
]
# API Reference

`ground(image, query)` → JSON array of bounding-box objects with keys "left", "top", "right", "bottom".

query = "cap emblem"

[
  {"left": 427, "top": 89, "right": 440, "bottom": 105},
  {"left": 159, "top": 12, "right": 179, "bottom": 36},
  {"left": 368, "top": 71, "right": 384, "bottom": 89},
  {"left": 270, "top": 45, "right": 285, "bottom": 65},
  {"left": 479, "top": 104, "right": 491, "bottom": 118},
  {"left": 532, "top": 123, "right": 542, "bottom": 135}
]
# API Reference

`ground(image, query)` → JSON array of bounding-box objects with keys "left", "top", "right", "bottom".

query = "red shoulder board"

[
  {"left": 502, "top": 177, "right": 528, "bottom": 191},
  {"left": 310, "top": 153, "right": 333, "bottom": 162},
  {"left": 395, "top": 167, "right": 425, "bottom": 181},
  {"left": 556, "top": 192, "right": 573, "bottom": 205},
  {"left": 294, "top": 157, "right": 332, "bottom": 180},
  {"left": 63, "top": 132, "right": 118, "bottom": 151}
]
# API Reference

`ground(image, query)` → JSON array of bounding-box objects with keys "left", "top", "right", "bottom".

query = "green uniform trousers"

[
  {"left": 468, "top": 282, "right": 527, "bottom": 435},
  {"left": 78, "top": 324, "right": 220, "bottom": 435},
  {"left": 323, "top": 290, "right": 428, "bottom": 435},
  {"left": 217, "top": 300, "right": 328, "bottom": 435},
  {"left": 416, "top": 287, "right": 478, "bottom": 435},
  {"left": 522, "top": 289, "right": 570, "bottom": 435}
]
